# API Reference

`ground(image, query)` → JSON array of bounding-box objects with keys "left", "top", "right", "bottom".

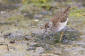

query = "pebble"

[
  {"left": 35, "top": 47, "right": 45, "bottom": 54},
  {"left": 34, "top": 19, "right": 39, "bottom": 22},
  {"left": 34, "top": 14, "right": 43, "bottom": 19}
]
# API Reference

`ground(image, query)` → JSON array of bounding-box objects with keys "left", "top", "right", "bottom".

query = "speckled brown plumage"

[
  {"left": 43, "top": 6, "right": 71, "bottom": 30},
  {"left": 50, "top": 6, "right": 71, "bottom": 27}
]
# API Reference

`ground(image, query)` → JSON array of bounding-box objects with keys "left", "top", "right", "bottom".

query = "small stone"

[
  {"left": 0, "top": 45, "right": 8, "bottom": 53},
  {"left": 9, "top": 40, "right": 15, "bottom": 44},
  {"left": 53, "top": 48, "right": 62, "bottom": 55},
  {"left": 35, "top": 47, "right": 45, "bottom": 54},
  {"left": 34, "top": 19, "right": 39, "bottom": 22},
  {"left": 0, "top": 11, "right": 6, "bottom": 14},
  {"left": 34, "top": 14, "right": 43, "bottom": 19},
  {"left": 0, "top": 37, "right": 5, "bottom": 42},
  {"left": 24, "top": 35, "right": 32, "bottom": 40},
  {"left": 40, "top": 11, "right": 48, "bottom": 15},
  {"left": 27, "top": 42, "right": 37, "bottom": 50},
  {"left": 27, "top": 46, "right": 35, "bottom": 50}
]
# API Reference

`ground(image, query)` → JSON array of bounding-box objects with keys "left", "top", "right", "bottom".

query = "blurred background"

[
  {"left": 0, "top": 0, "right": 85, "bottom": 32},
  {"left": 0, "top": 0, "right": 85, "bottom": 56}
]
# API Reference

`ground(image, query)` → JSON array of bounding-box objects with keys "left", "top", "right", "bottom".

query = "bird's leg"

[{"left": 59, "top": 32, "right": 64, "bottom": 42}]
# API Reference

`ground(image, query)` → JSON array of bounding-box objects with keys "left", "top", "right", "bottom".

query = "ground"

[{"left": 0, "top": 0, "right": 85, "bottom": 56}]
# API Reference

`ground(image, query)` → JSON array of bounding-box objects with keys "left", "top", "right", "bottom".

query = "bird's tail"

[{"left": 63, "top": 6, "right": 71, "bottom": 14}]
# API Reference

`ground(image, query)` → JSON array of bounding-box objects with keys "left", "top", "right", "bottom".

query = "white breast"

[
  {"left": 57, "top": 18, "right": 68, "bottom": 31},
  {"left": 47, "top": 18, "right": 68, "bottom": 32}
]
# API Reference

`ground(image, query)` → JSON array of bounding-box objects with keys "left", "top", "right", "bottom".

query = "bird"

[{"left": 43, "top": 6, "right": 71, "bottom": 42}]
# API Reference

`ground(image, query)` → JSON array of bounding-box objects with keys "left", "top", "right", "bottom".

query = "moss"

[
  {"left": 7, "top": 15, "right": 24, "bottom": 22},
  {"left": 55, "top": 39, "right": 60, "bottom": 43},
  {"left": 70, "top": 8, "right": 85, "bottom": 17}
]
